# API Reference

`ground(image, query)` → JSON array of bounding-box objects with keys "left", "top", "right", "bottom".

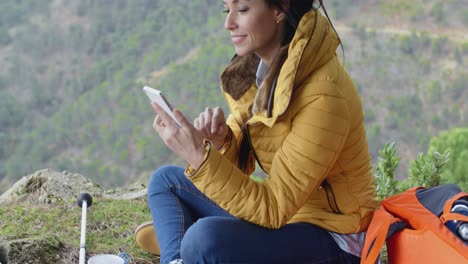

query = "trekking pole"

[{"left": 77, "top": 193, "right": 93, "bottom": 264}]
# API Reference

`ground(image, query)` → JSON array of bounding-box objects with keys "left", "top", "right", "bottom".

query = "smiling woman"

[{"left": 137, "top": 0, "right": 378, "bottom": 263}]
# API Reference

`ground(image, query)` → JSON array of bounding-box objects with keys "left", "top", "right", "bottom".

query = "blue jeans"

[{"left": 147, "top": 165, "right": 360, "bottom": 264}]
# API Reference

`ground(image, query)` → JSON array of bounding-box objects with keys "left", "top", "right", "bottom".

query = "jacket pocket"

[{"left": 322, "top": 180, "right": 342, "bottom": 214}]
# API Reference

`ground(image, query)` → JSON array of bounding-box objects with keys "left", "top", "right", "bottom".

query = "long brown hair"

[{"left": 266, "top": 0, "right": 342, "bottom": 47}]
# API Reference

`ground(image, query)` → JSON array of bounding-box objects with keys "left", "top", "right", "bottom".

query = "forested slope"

[{"left": 0, "top": 0, "right": 466, "bottom": 191}]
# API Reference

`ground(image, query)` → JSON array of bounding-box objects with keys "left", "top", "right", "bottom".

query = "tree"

[
  {"left": 428, "top": 128, "right": 468, "bottom": 191},
  {"left": 0, "top": 94, "right": 25, "bottom": 128}
]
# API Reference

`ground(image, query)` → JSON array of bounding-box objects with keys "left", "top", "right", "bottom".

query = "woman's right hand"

[{"left": 194, "top": 107, "right": 229, "bottom": 150}]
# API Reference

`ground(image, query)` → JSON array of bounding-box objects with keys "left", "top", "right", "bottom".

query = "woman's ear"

[
  {"left": 276, "top": 11, "right": 286, "bottom": 24},
  {"left": 275, "top": 0, "right": 289, "bottom": 24}
]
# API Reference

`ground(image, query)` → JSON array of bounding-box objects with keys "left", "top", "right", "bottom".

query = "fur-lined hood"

[{"left": 220, "top": 10, "right": 340, "bottom": 127}]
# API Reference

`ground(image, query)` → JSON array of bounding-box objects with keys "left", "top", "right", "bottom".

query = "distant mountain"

[{"left": 0, "top": 0, "right": 466, "bottom": 192}]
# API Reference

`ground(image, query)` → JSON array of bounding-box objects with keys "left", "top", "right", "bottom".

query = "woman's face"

[{"left": 223, "top": 0, "right": 284, "bottom": 64}]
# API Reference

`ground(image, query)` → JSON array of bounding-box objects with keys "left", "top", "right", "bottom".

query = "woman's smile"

[{"left": 231, "top": 34, "right": 247, "bottom": 45}]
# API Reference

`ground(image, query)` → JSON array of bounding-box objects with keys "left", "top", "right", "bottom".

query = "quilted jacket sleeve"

[
  {"left": 218, "top": 114, "right": 242, "bottom": 165},
  {"left": 188, "top": 87, "right": 351, "bottom": 229}
]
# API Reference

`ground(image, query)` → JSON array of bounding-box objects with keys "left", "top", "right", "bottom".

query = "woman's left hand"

[{"left": 151, "top": 102, "right": 207, "bottom": 169}]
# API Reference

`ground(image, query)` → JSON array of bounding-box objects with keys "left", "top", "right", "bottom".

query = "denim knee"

[
  {"left": 180, "top": 218, "right": 222, "bottom": 262},
  {"left": 147, "top": 165, "right": 180, "bottom": 195}
]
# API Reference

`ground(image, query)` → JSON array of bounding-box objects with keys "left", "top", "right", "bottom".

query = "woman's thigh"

[
  {"left": 180, "top": 216, "right": 350, "bottom": 264},
  {"left": 147, "top": 165, "right": 233, "bottom": 219}
]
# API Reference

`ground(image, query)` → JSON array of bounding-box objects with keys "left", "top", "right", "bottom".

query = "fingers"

[
  {"left": 193, "top": 107, "right": 226, "bottom": 138},
  {"left": 195, "top": 112, "right": 206, "bottom": 130},
  {"left": 152, "top": 114, "right": 164, "bottom": 134},
  {"left": 203, "top": 107, "right": 213, "bottom": 132},
  {"left": 193, "top": 117, "right": 200, "bottom": 130},
  {"left": 211, "top": 107, "right": 225, "bottom": 134},
  {"left": 152, "top": 102, "right": 178, "bottom": 129},
  {"left": 194, "top": 108, "right": 212, "bottom": 136}
]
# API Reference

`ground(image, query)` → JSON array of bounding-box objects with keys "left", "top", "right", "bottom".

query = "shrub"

[
  {"left": 427, "top": 80, "right": 442, "bottom": 103},
  {"left": 374, "top": 143, "right": 401, "bottom": 201},
  {"left": 375, "top": 141, "right": 454, "bottom": 199},
  {"left": 430, "top": 2, "right": 444, "bottom": 23},
  {"left": 449, "top": 74, "right": 467, "bottom": 100},
  {"left": 406, "top": 151, "right": 450, "bottom": 188},
  {"left": 432, "top": 36, "right": 449, "bottom": 55},
  {"left": 459, "top": 9, "right": 468, "bottom": 26}
]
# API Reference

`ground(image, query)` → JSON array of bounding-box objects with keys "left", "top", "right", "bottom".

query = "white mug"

[{"left": 88, "top": 254, "right": 124, "bottom": 264}]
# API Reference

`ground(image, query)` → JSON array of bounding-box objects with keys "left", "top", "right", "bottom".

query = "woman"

[{"left": 138, "top": 0, "right": 377, "bottom": 263}]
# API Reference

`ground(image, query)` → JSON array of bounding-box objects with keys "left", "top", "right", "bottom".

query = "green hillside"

[{"left": 0, "top": 0, "right": 466, "bottom": 192}]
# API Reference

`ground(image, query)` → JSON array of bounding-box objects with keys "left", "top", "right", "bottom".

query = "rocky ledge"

[{"left": 0, "top": 169, "right": 152, "bottom": 264}]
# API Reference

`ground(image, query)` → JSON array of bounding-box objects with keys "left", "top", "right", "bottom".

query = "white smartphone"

[{"left": 143, "top": 86, "right": 182, "bottom": 127}]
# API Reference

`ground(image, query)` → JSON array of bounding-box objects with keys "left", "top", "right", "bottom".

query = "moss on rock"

[{"left": 1, "top": 236, "right": 62, "bottom": 264}]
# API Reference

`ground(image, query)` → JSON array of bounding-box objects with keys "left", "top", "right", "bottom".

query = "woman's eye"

[
  {"left": 222, "top": 6, "right": 248, "bottom": 14},
  {"left": 238, "top": 6, "right": 249, "bottom": 12}
]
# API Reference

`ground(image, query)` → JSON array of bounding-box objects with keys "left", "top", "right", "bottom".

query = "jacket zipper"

[
  {"left": 245, "top": 125, "right": 266, "bottom": 173},
  {"left": 322, "top": 180, "right": 342, "bottom": 214}
]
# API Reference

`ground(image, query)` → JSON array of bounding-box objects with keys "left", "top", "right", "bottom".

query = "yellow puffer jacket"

[{"left": 187, "top": 10, "right": 377, "bottom": 233}]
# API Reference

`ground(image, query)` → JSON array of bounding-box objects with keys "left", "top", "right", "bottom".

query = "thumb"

[{"left": 173, "top": 109, "right": 192, "bottom": 128}]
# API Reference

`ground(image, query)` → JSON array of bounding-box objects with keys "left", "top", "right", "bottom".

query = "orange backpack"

[{"left": 361, "top": 184, "right": 468, "bottom": 264}]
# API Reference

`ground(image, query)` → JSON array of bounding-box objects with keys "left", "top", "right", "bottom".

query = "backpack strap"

[
  {"left": 440, "top": 192, "right": 468, "bottom": 223},
  {"left": 361, "top": 207, "right": 400, "bottom": 264}
]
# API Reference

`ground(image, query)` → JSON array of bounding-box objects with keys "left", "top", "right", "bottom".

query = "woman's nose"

[{"left": 224, "top": 12, "right": 237, "bottom": 31}]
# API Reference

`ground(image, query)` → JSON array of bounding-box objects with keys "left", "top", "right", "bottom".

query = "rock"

[
  {"left": 0, "top": 169, "right": 148, "bottom": 205},
  {"left": 0, "top": 237, "right": 8, "bottom": 264},
  {"left": 103, "top": 182, "right": 147, "bottom": 200},
  {"left": 0, "top": 169, "right": 103, "bottom": 205},
  {"left": 0, "top": 236, "right": 62, "bottom": 264},
  {"left": 0, "top": 169, "right": 150, "bottom": 263}
]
